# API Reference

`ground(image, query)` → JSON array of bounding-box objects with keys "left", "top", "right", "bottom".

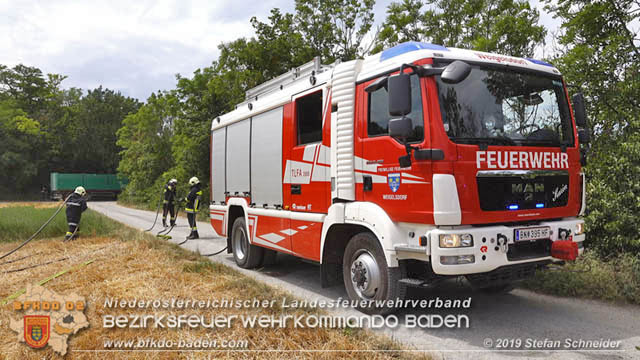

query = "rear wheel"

[
  {"left": 342, "top": 232, "right": 405, "bottom": 315},
  {"left": 231, "top": 217, "right": 263, "bottom": 269}
]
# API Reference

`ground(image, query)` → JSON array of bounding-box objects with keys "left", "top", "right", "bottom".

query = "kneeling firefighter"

[
  {"left": 162, "top": 178, "right": 178, "bottom": 227},
  {"left": 65, "top": 186, "right": 88, "bottom": 241},
  {"left": 184, "top": 177, "right": 202, "bottom": 240}
]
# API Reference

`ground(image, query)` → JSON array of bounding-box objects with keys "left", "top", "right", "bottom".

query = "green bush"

[
  {"left": 583, "top": 129, "right": 640, "bottom": 257},
  {"left": 522, "top": 251, "right": 640, "bottom": 305}
]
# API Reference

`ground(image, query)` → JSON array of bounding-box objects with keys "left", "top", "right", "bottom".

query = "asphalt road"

[{"left": 89, "top": 201, "right": 640, "bottom": 359}]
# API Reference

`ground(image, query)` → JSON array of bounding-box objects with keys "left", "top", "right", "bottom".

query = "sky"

[{"left": 0, "top": 0, "right": 560, "bottom": 102}]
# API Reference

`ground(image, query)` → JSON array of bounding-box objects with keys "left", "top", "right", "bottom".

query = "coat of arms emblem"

[
  {"left": 387, "top": 173, "right": 401, "bottom": 193},
  {"left": 24, "top": 315, "right": 50, "bottom": 348}
]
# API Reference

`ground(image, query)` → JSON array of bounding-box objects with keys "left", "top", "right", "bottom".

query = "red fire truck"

[{"left": 209, "top": 42, "right": 589, "bottom": 313}]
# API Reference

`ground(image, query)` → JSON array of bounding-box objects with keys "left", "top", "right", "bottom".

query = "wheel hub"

[
  {"left": 350, "top": 251, "right": 381, "bottom": 299},
  {"left": 233, "top": 228, "right": 247, "bottom": 261}
]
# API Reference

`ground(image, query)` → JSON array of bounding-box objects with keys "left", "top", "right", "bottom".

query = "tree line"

[
  {"left": 0, "top": 65, "right": 140, "bottom": 197},
  {"left": 1, "top": 0, "right": 638, "bottom": 256}
]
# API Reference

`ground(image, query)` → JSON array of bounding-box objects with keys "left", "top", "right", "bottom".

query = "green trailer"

[{"left": 50, "top": 173, "right": 128, "bottom": 200}]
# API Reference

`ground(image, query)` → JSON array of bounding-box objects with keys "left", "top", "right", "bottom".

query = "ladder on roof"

[{"left": 244, "top": 57, "right": 327, "bottom": 102}]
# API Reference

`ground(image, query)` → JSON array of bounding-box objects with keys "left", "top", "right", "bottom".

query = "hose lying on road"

[
  {"left": 0, "top": 195, "right": 71, "bottom": 261},
  {"left": 156, "top": 205, "right": 181, "bottom": 238},
  {"left": 201, "top": 246, "right": 228, "bottom": 257},
  {"left": 144, "top": 200, "right": 163, "bottom": 232}
]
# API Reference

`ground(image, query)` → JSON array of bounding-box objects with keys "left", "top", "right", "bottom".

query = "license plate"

[{"left": 515, "top": 226, "right": 550, "bottom": 242}]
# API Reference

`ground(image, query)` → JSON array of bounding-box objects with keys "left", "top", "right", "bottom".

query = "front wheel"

[
  {"left": 342, "top": 232, "right": 405, "bottom": 315},
  {"left": 231, "top": 217, "right": 263, "bottom": 269}
]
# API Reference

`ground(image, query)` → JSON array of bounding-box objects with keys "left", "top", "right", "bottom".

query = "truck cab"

[{"left": 351, "top": 42, "right": 586, "bottom": 293}]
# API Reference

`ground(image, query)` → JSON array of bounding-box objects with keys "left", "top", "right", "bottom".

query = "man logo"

[
  {"left": 24, "top": 315, "right": 50, "bottom": 348},
  {"left": 512, "top": 183, "right": 544, "bottom": 201},
  {"left": 387, "top": 173, "right": 401, "bottom": 193}
]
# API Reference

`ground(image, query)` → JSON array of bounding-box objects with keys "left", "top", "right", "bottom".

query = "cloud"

[
  {"left": 0, "top": 0, "right": 276, "bottom": 101},
  {"left": 2, "top": 0, "right": 561, "bottom": 101}
]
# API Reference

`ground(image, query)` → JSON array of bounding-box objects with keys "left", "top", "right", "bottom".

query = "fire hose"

[
  {"left": 0, "top": 195, "right": 72, "bottom": 261},
  {"left": 144, "top": 199, "right": 163, "bottom": 232},
  {"left": 156, "top": 197, "right": 185, "bottom": 239}
]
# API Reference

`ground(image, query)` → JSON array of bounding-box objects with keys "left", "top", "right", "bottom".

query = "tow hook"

[{"left": 497, "top": 233, "right": 508, "bottom": 253}]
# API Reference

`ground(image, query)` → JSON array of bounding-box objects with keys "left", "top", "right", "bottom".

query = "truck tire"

[
  {"left": 342, "top": 232, "right": 406, "bottom": 315},
  {"left": 231, "top": 217, "right": 263, "bottom": 269}
]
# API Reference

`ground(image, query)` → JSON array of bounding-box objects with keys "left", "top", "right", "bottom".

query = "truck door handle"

[
  {"left": 291, "top": 185, "right": 301, "bottom": 195},
  {"left": 363, "top": 175, "right": 372, "bottom": 191}
]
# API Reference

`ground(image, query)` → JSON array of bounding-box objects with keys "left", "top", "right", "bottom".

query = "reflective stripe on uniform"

[
  {"left": 68, "top": 222, "right": 78, "bottom": 226},
  {"left": 67, "top": 202, "right": 81, "bottom": 206}
]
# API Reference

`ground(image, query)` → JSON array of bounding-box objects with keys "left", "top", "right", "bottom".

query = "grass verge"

[
  {"left": 0, "top": 203, "right": 122, "bottom": 243},
  {"left": 521, "top": 250, "right": 640, "bottom": 305},
  {"left": 0, "top": 203, "right": 427, "bottom": 359}
]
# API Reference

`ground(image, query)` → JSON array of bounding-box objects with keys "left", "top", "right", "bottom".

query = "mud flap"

[{"left": 320, "top": 262, "right": 341, "bottom": 288}]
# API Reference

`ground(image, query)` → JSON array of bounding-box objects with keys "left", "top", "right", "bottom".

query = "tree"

[
  {"left": 375, "top": 0, "right": 547, "bottom": 57},
  {"left": 71, "top": 87, "right": 141, "bottom": 173},
  {"left": 0, "top": 100, "right": 42, "bottom": 194},
  {"left": 116, "top": 92, "right": 176, "bottom": 203},
  {"left": 294, "top": 0, "right": 376, "bottom": 61},
  {"left": 544, "top": 0, "right": 640, "bottom": 256}
]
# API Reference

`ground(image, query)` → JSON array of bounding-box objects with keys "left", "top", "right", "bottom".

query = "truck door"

[
  {"left": 356, "top": 74, "right": 434, "bottom": 223},
  {"left": 283, "top": 89, "right": 328, "bottom": 260}
]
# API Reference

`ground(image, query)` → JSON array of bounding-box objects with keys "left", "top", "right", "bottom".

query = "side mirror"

[
  {"left": 388, "top": 73, "right": 411, "bottom": 116},
  {"left": 572, "top": 93, "right": 587, "bottom": 127},
  {"left": 578, "top": 128, "right": 590, "bottom": 144},
  {"left": 388, "top": 117, "right": 413, "bottom": 141},
  {"left": 398, "top": 155, "right": 412, "bottom": 168},
  {"left": 441, "top": 60, "right": 471, "bottom": 84}
]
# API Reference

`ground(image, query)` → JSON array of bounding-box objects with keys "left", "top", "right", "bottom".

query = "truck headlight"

[
  {"left": 575, "top": 223, "right": 585, "bottom": 236},
  {"left": 439, "top": 234, "right": 473, "bottom": 248}
]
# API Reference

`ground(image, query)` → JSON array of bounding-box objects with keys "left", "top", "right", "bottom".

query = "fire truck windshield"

[{"left": 435, "top": 65, "right": 574, "bottom": 147}]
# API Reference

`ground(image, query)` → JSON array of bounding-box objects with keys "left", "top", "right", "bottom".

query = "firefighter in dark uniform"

[
  {"left": 64, "top": 186, "right": 88, "bottom": 241},
  {"left": 184, "top": 177, "right": 202, "bottom": 239},
  {"left": 162, "top": 178, "right": 178, "bottom": 227}
]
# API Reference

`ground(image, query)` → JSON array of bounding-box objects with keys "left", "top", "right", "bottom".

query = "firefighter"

[
  {"left": 162, "top": 178, "right": 178, "bottom": 227},
  {"left": 184, "top": 176, "right": 202, "bottom": 239},
  {"left": 64, "top": 186, "right": 88, "bottom": 241}
]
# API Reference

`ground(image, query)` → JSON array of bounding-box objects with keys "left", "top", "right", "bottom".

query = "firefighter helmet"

[
  {"left": 74, "top": 186, "right": 86, "bottom": 196},
  {"left": 169, "top": 178, "right": 177, "bottom": 185},
  {"left": 189, "top": 177, "right": 200, "bottom": 186}
]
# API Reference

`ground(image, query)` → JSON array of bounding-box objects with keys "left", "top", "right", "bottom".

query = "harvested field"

[{"left": 0, "top": 206, "right": 426, "bottom": 359}]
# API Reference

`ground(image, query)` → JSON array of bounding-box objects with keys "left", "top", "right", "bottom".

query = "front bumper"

[{"left": 429, "top": 217, "right": 585, "bottom": 275}]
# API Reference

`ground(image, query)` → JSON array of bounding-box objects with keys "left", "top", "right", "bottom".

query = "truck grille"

[{"left": 476, "top": 170, "right": 569, "bottom": 211}]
